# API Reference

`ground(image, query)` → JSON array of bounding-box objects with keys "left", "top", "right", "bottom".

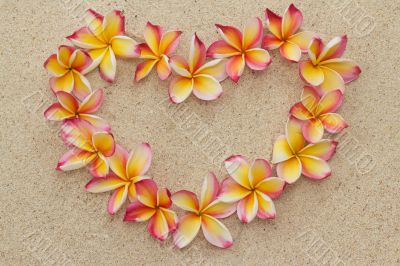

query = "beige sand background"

[{"left": 1, "top": 0, "right": 399, "bottom": 265}]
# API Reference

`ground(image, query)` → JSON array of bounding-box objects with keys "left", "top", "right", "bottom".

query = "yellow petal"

[
  {"left": 103, "top": 10, "right": 125, "bottom": 42},
  {"left": 277, "top": 156, "right": 302, "bottom": 184},
  {"left": 144, "top": 22, "right": 162, "bottom": 56},
  {"left": 224, "top": 155, "right": 251, "bottom": 189},
  {"left": 107, "top": 185, "right": 128, "bottom": 214},
  {"left": 192, "top": 75, "right": 223, "bottom": 101},
  {"left": 242, "top": 17, "right": 263, "bottom": 50},
  {"left": 249, "top": 159, "right": 272, "bottom": 188},
  {"left": 201, "top": 214, "right": 233, "bottom": 248},
  {"left": 126, "top": 143, "right": 152, "bottom": 178},
  {"left": 299, "top": 60, "right": 324, "bottom": 86},
  {"left": 44, "top": 54, "right": 68, "bottom": 77},
  {"left": 319, "top": 67, "right": 345, "bottom": 94},
  {"left": 92, "top": 132, "right": 115, "bottom": 157},
  {"left": 111, "top": 36, "right": 139, "bottom": 58},
  {"left": 172, "top": 190, "right": 199, "bottom": 213},
  {"left": 199, "top": 172, "right": 219, "bottom": 210},
  {"left": 237, "top": 192, "right": 258, "bottom": 223},
  {"left": 134, "top": 59, "right": 158, "bottom": 82},
  {"left": 99, "top": 48, "right": 116, "bottom": 83},
  {"left": 286, "top": 116, "right": 305, "bottom": 153},
  {"left": 168, "top": 76, "right": 193, "bottom": 104},
  {"left": 173, "top": 213, "right": 201, "bottom": 249},
  {"left": 50, "top": 71, "right": 75, "bottom": 94},
  {"left": 272, "top": 135, "right": 294, "bottom": 163},
  {"left": 57, "top": 45, "right": 75, "bottom": 68},
  {"left": 299, "top": 155, "right": 331, "bottom": 180}
]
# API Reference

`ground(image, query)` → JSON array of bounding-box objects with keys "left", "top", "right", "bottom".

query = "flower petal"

[
  {"left": 201, "top": 214, "right": 233, "bottom": 248},
  {"left": 319, "top": 66, "right": 345, "bottom": 93},
  {"left": 108, "top": 185, "right": 128, "bottom": 214},
  {"left": 124, "top": 201, "right": 156, "bottom": 222},
  {"left": 218, "top": 177, "right": 251, "bottom": 203},
  {"left": 156, "top": 55, "right": 171, "bottom": 80},
  {"left": 224, "top": 155, "right": 251, "bottom": 189},
  {"left": 319, "top": 58, "right": 361, "bottom": 83},
  {"left": 237, "top": 192, "right": 258, "bottom": 223},
  {"left": 320, "top": 113, "right": 348, "bottom": 133},
  {"left": 316, "top": 89, "right": 344, "bottom": 115},
  {"left": 66, "top": 26, "right": 106, "bottom": 49},
  {"left": 157, "top": 188, "right": 172, "bottom": 208},
  {"left": 111, "top": 36, "right": 139, "bottom": 58},
  {"left": 173, "top": 213, "right": 201, "bottom": 249},
  {"left": 134, "top": 59, "right": 158, "bottom": 81},
  {"left": 72, "top": 71, "right": 92, "bottom": 101},
  {"left": 249, "top": 159, "right": 272, "bottom": 188},
  {"left": 56, "top": 148, "right": 94, "bottom": 171},
  {"left": 299, "top": 139, "right": 338, "bottom": 161},
  {"left": 282, "top": 4, "right": 303, "bottom": 39},
  {"left": 202, "top": 200, "right": 236, "bottom": 219},
  {"left": 61, "top": 119, "right": 95, "bottom": 151},
  {"left": 318, "top": 35, "right": 347, "bottom": 62},
  {"left": 55, "top": 91, "right": 79, "bottom": 113},
  {"left": 301, "top": 86, "right": 320, "bottom": 111},
  {"left": 85, "top": 175, "right": 127, "bottom": 193},
  {"left": 272, "top": 135, "right": 294, "bottom": 163},
  {"left": 262, "top": 33, "right": 283, "bottom": 50},
  {"left": 109, "top": 144, "right": 129, "bottom": 179},
  {"left": 144, "top": 22, "right": 162, "bottom": 56},
  {"left": 84, "top": 9, "right": 105, "bottom": 39},
  {"left": 86, "top": 47, "right": 108, "bottom": 73},
  {"left": 103, "top": 10, "right": 125, "bottom": 41},
  {"left": 290, "top": 102, "right": 313, "bottom": 120},
  {"left": 308, "top": 37, "right": 324, "bottom": 64},
  {"left": 206, "top": 40, "right": 241, "bottom": 58},
  {"left": 243, "top": 17, "right": 263, "bottom": 50},
  {"left": 159, "top": 30, "right": 182, "bottom": 55},
  {"left": 168, "top": 76, "right": 193, "bottom": 104},
  {"left": 255, "top": 177, "right": 285, "bottom": 199},
  {"left": 299, "top": 155, "right": 331, "bottom": 180},
  {"left": 57, "top": 45, "right": 75, "bottom": 68},
  {"left": 99, "top": 48, "right": 116, "bottom": 83},
  {"left": 44, "top": 54, "right": 68, "bottom": 77},
  {"left": 199, "top": 172, "right": 220, "bottom": 210},
  {"left": 88, "top": 155, "right": 109, "bottom": 178},
  {"left": 265, "top": 8, "right": 282, "bottom": 39},
  {"left": 245, "top": 48, "right": 271, "bottom": 70},
  {"left": 70, "top": 50, "right": 93, "bottom": 73},
  {"left": 169, "top": 55, "right": 191, "bottom": 77},
  {"left": 44, "top": 103, "right": 74, "bottom": 121},
  {"left": 256, "top": 192, "right": 276, "bottom": 219},
  {"left": 79, "top": 114, "right": 110, "bottom": 132},
  {"left": 288, "top": 31, "right": 316, "bottom": 52},
  {"left": 50, "top": 72, "right": 75, "bottom": 94},
  {"left": 192, "top": 75, "right": 223, "bottom": 101},
  {"left": 302, "top": 118, "right": 324, "bottom": 143},
  {"left": 286, "top": 116, "right": 306, "bottom": 153},
  {"left": 299, "top": 60, "right": 324, "bottom": 86},
  {"left": 280, "top": 41, "right": 302, "bottom": 62},
  {"left": 148, "top": 209, "right": 170, "bottom": 241},
  {"left": 215, "top": 24, "right": 242, "bottom": 51},
  {"left": 226, "top": 54, "right": 245, "bottom": 82},
  {"left": 195, "top": 59, "right": 227, "bottom": 82},
  {"left": 188, "top": 33, "right": 206, "bottom": 73},
  {"left": 161, "top": 208, "right": 178, "bottom": 231},
  {"left": 135, "top": 179, "right": 158, "bottom": 208},
  {"left": 78, "top": 88, "right": 104, "bottom": 114},
  {"left": 171, "top": 190, "right": 199, "bottom": 213},
  {"left": 126, "top": 143, "right": 152, "bottom": 177},
  {"left": 277, "top": 156, "right": 302, "bottom": 184},
  {"left": 92, "top": 132, "right": 115, "bottom": 157}
]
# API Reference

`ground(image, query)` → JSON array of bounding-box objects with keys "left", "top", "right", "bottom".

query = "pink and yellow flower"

[
  {"left": 57, "top": 119, "right": 115, "bottom": 177},
  {"left": 272, "top": 116, "right": 338, "bottom": 184},
  {"left": 85, "top": 143, "right": 152, "bottom": 214},
  {"left": 67, "top": 9, "right": 139, "bottom": 83},
  {"left": 44, "top": 45, "right": 92, "bottom": 100},
  {"left": 219, "top": 156, "right": 285, "bottom": 223},
  {"left": 135, "top": 22, "right": 182, "bottom": 81},
  {"left": 124, "top": 179, "right": 178, "bottom": 241},
  {"left": 172, "top": 173, "right": 236, "bottom": 249},
  {"left": 299, "top": 36, "right": 361, "bottom": 93},
  {"left": 44, "top": 89, "right": 110, "bottom": 131},
  {"left": 168, "top": 33, "right": 227, "bottom": 103},
  {"left": 290, "top": 86, "right": 348, "bottom": 143},
  {"left": 263, "top": 4, "right": 316, "bottom": 62},
  {"left": 207, "top": 17, "right": 271, "bottom": 82}
]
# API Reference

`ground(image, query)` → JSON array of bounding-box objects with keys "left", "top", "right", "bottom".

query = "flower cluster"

[{"left": 44, "top": 4, "right": 360, "bottom": 249}]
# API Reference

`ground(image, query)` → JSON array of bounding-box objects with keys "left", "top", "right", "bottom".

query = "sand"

[{"left": 0, "top": 0, "right": 399, "bottom": 265}]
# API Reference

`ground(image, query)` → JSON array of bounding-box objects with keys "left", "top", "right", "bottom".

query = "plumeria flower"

[
  {"left": 263, "top": 4, "right": 316, "bottom": 62},
  {"left": 207, "top": 17, "right": 271, "bottom": 82},
  {"left": 67, "top": 9, "right": 139, "bottom": 83},
  {"left": 124, "top": 179, "right": 178, "bottom": 241},
  {"left": 172, "top": 173, "right": 236, "bottom": 249},
  {"left": 272, "top": 116, "right": 338, "bottom": 184},
  {"left": 219, "top": 156, "right": 285, "bottom": 223},
  {"left": 85, "top": 143, "right": 152, "bottom": 214},
  {"left": 299, "top": 35, "right": 361, "bottom": 93},
  {"left": 290, "top": 86, "right": 348, "bottom": 143},
  {"left": 135, "top": 22, "right": 182, "bottom": 81},
  {"left": 57, "top": 119, "right": 115, "bottom": 177},
  {"left": 44, "top": 45, "right": 92, "bottom": 100},
  {"left": 44, "top": 89, "right": 110, "bottom": 131},
  {"left": 169, "top": 33, "right": 227, "bottom": 103}
]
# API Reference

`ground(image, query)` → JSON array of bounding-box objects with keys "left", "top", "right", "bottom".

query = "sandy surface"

[{"left": 1, "top": 0, "right": 399, "bottom": 265}]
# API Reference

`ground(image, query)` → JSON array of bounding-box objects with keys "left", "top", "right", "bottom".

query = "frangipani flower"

[
  {"left": 207, "top": 17, "right": 271, "bottom": 82},
  {"left": 85, "top": 143, "right": 152, "bottom": 214},
  {"left": 272, "top": 116, "right": 338, "bottom": 184},
  {"left": 219, "top": 156, "right": 285, "bottom": 223},
  {"left": 44, "top": 45, "right": 92, "bottom": 100},
  {"left": 290, "top": 86, "right": 348, "bottom": 143},
  {"left": 168, "top": 33, "right": 227, "bottom": 103},
  {"left": 299, "top": 36, "right": 361, "bottom": 93},
  {"left": 263, "top": 4, "right": 316, "bottom": 62},
  {"left": 67, "top": 9, "right": 139, "bottom": 82},
  {"left": 44, "top": 89, "right": 110, "bottom": 131},
  {"left": 58, "top": 119, "right": 115, "bottom": 177},
  {"left": 124, "top": 179, "right": 178, "bottom": 241},
  {"left": 172, "top": 173, "right": 236, "bottom": 249},
  {"left": 135, "top": 22, "right": 182, "bottom": 81}
]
